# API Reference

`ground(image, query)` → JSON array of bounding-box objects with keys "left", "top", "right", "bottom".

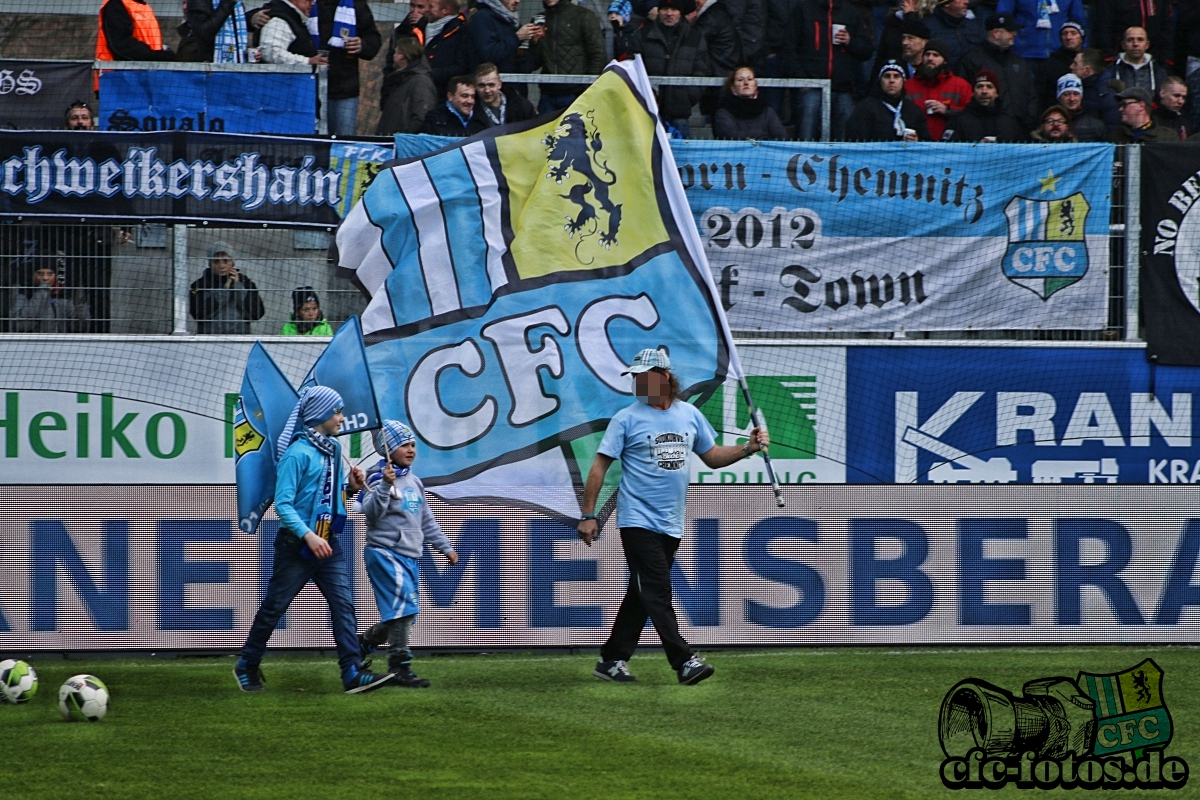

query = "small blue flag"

[
  {"left": 235, "top": 343, "right": 298, "bottom": 534},
  {"left": 302, "top": 315, "right": 381, "bottom": 437}
]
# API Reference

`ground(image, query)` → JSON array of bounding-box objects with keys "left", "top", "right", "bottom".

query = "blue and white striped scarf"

[
  {"left": 212, "top": 0, "right": 250, "bottom": 63},
  {"left": 309, "top": 0, "right": 358, "bottom": 50}
]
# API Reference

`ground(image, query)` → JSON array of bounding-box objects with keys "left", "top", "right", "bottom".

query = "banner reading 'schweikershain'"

[
  {"left": 0, "top": 132, "right": 391, "bottom": 228},
  {"left": 336, "top": 59, "right": 743, "bottom": 521}
]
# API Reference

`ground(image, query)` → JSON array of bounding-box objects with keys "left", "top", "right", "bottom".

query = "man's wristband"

[{"left": 579, "top": 513, "right": 597, "bottom": 521}]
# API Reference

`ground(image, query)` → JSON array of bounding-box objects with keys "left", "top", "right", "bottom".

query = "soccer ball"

[
  {"left": 0, "top": 659, "right": 38, "bottom": 704},
  {"left": 58, "top": 675, "right": 109, "bottom": 722}
]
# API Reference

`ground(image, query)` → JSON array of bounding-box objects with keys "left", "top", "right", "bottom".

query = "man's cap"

[
  {"left": 1056, "top": 73, "right": 1083, "bottom": 96},
  {"left": 621, "top": 348, "right": 671, "bottom": 375},
  {"left": 1040, "top": 104, "right": 1073, "bottom": 124},
  {"left": 985, "top": 12, "right": 1019, "bottom": 31},
  {"left": 1116, "top": 86, "right": 1153, "bottom": 105},
  {"left": 1060, "top": 20, "right": 1084, "bottom": 35},
  {"left": 973, "top": 68, "right": 1000, "bottom": 88},
  {"left": 923, "top": 38, "right": 950, "bottom": 58},
  {"left": 658, "top": 0, "right": 696, "bottom": 14},
  {"left": 878, "top": 60, "right": 907, "bottom": 80},
  {"left": 900, "top": 18, "right": 931, "bottom": 39}
]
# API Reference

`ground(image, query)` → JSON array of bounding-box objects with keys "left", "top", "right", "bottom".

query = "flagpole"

[{"left": 735, "top": 376, "right": 785, "bottom": 508}]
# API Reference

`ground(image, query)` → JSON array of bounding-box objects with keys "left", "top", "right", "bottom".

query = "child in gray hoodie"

[{"left": 356, "top": 420, "right": 458, "bottom": 687}]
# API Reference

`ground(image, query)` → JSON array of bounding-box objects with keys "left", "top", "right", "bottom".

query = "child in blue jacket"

[
  {"left": 356, "top": 420, "right": 458, "bottom": 687},
  {"left": 235, "top": 386, "right": 393, "bottom": 694}
]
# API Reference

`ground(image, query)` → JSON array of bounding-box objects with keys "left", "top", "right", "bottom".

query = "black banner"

[
  {"left": 1141, "top": 144, "right": 1200, "bottom": 365},
  {"left": 0, "top": 131, "right": 363, "bottom": 228},
  {"left": 0, "top": 61, "right": 93, "bottom": 131}
]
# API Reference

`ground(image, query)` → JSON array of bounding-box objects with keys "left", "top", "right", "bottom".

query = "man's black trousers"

[{"left": 600, "top": 527, "right": 693, "bottom": 671}]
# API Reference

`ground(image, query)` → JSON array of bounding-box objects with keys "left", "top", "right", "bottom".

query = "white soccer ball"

[
  {"left": 0, "top": 659, "right": 38, "bottom": 704},
  {"left": 59, "top": 674, "right": 109, "bottom": 722}
]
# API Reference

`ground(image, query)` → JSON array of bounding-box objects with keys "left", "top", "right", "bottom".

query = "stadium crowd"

[{"left": 84, "top": 0, "right": 1200, "bottom": 142}]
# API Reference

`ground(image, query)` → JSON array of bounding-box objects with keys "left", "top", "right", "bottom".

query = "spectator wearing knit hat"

[
  {"left": 923, "top": 0, "right": 985, "bottom": 70},
  {"left": 995, "top": 0, "right": 1083, "bottom": 64},
  {"left": 1109, "top": 86, "right": 1177, "bottom": 143},
  {"left": 845, "top": 61, "right": 934, "bottom": 141},
  {"left": 1054, "top": 72, "right": 1106, "bottom": 141},
  {"left": 625, "top": 0, "right": 711, "bottom": 136},
  {"left": 783, "top": 0, "right": 874, "bottom": 140},
  {"left": 1031, "top": 104, "right": 1077, "bottom": 141},
  {"left": 281, "top": 287, "right": 334, "bottom": 336},
  {"left": 947, "top": 68, "right": 1027, "bottom": 140},
  {"left": 873, "top": 14, "right": 930, "bottom": 80},
  {"left": 1036, "top": 19, "right": 1084, "bottom": 108},
  {"left": 957, "top": 13, "right": 1039, "bottom": 130},
  {"left": 905, "top": 38, "right": 972, "bottom": 140},
  {"left": 188, "top": 241, "right": 265, "bottom": 334}
]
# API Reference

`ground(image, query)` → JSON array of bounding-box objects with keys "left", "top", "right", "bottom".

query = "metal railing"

[{"left": 500, "top": 72, "right": 833, "bottom": 142}]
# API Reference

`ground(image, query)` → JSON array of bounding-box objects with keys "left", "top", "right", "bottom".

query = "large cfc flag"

[{"left": 333, "top": 58, "right": 744, "bottom": 521}]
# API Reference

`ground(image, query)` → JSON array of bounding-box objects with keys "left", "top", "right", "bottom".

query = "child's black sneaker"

[
  {"left": 233, "top": 660, "right": 265, "bottom": 692},
  {"left": 677, "top": 656, "right": 714, "bottom": 685},
  {"left": 391, "top": 670, "right": 431, "bottom": 688},
  {"left": 593, "top": 659, "right": 638, "bottom": 682},
  {"left": 343, "top": 669, "right": 395, "bottom": 694}
]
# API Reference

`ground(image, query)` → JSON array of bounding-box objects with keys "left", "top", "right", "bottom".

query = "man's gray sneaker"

[
  {"left": 593, "top": 659, "right": 638, "bottom": 682},
  {"left": 677, "top": 656, "right": 714, "bottom": 685}
]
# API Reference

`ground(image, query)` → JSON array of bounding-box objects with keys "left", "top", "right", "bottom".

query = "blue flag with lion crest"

[{"left": 333, "top": 58, "right": 744, "bottom": 521}]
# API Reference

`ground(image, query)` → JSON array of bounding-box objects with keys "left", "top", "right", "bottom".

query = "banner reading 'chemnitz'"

[{"left": 0, "top": 131, "right": 391, "bottom": 228}]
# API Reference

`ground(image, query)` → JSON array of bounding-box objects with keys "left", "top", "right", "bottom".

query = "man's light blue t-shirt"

[{"left": 597, "top": 400, "right": 717, "bottom": 538}]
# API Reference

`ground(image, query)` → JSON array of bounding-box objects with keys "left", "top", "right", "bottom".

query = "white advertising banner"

[{"left": 2, "top": 485, "right": 1198, "bottom": 650}]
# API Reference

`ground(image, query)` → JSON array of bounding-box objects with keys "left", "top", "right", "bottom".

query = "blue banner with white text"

[{"left": 99, "top": 70, "right": 316, "bottom": 135}]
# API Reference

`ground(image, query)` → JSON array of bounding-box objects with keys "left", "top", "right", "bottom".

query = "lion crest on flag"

[{"left": 543, "top": 110, "right": 623, "bottom": 255}]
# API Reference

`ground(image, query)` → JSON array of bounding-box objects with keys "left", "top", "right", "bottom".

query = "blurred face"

[
  {"left": 1070, "top": 52, "right": 1092, "bottom": 78},
  {"left": 392, "top": 50, "right": 408, "bottom": 69},
  {"left": 731, "top": 68, "right": 757, "bottom": 97},
  {"left": 880, "top": 71, "right": 905, "bottom": 96},
  {"left": 987, "top": 27, "right": 1016, "bottom": 50},
  {"left": 315, "top": 408, "right": 345, "bottom": 436},
  {"left": 922, "top": 50, "right": 945, "bottom": 70},
  {"left": 476, "top": 71, "right": 503, "bottom": 106},
  {"left": 1058, "top": 89, "right": 1083, "bottom": 111},
  {"left": 449, "top": 83, "right": 475, "bottom": 117},
  {"left": 390, "top": 442, "right": 417, "bottom": 467},
  {"left": 33, "top": 267, "right": 55, "bottom": 286},
  {"left": 1119, "top": 97, "right": 1150, "bottom": 127},
  {"left": 633, "top": 369, "right": 671, "bottom": 406},
  {"left": 66, "top": 106, "right": 93, "bottom": 130},
  {"left": 411, "top": 0, "right": 430, "bottom": 15},
  {"left": 1123, "top": 27, "right": 1149, "bottom": 60},
  {"left": 1060, "top": 26, "right": 1083, "bottom": 50},
  {"left": 658, "top": 7, "right": 681, "bottom": 25},
  {"left": 502, "top": 0, "right": 519, "bottom": 10},
  {"left": 292, "top": 0, "right": 313, "bottom": 13},
  {"left": 210, "top": 254, "right": 234, "bottom": 276},
  {"left": 1040, "top": 112, "right": 1070, "bottom": 139},
  {"left": 298, "top": 301, "right": 320, "bottom": 321},
  {"left": 1161, "top": 82, "right": 1188, "bottom": 113},
  {"left": 428, "top": 0, "right": 452, "bottom": 19},
  {"left": 942, "top": 0, "right": 969, "bottom": 17},
  {"left": 974, "top": 81, "right": 997, "bottom": 105},
  {"left": 901, "top": 34, "right": 926, "bottom": 61}
]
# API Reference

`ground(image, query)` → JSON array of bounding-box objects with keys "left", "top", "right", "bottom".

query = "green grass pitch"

[{"left": 3, "top": 645, "right": 1200, "bottom": 799}]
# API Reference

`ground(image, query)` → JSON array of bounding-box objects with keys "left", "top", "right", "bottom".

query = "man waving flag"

[{"left": 333, "top": 58, "right": 764, "bottom": 522}]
